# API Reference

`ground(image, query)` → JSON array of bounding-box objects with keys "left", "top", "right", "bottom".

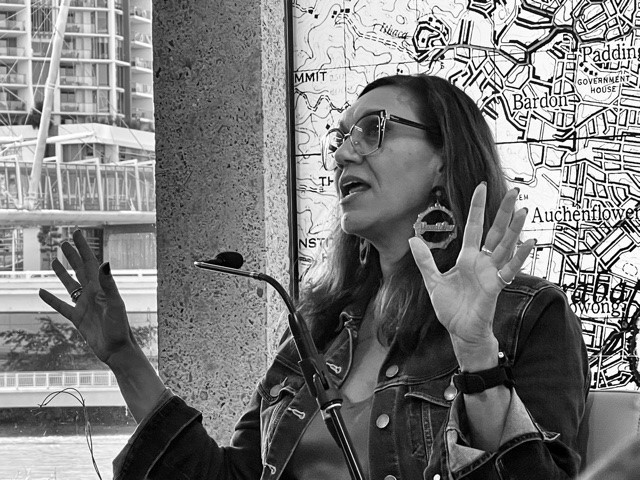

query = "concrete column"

[
  {"left": 23, "top": 227, "right": 41, "bottom": 271},
  {"left": 152, "top": 0, "right": 290, "bottom": 439}
]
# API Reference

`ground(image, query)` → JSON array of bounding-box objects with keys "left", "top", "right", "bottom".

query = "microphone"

[
  {"left": 203, "top": 251, "right": 244, "bottom": 269},
  {"left": 194, "top": 251, "right": 365, "bottom": 480}
]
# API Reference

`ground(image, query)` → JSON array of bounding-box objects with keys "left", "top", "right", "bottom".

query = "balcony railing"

[
  {"left": 132, "top": 57, "right": 153, "bottom": 69},
  {"left": 0, "top": 370, "right": 118, "bottom": 390},
  {"left": 70, "top": 0, "right": 108, "bottom": 8},
  {"left": 132, "top": 32, "right": 152, "bottom": 44},
  {"left": 130, "top": 7, "right": 151, "bottom": 20},
  {"left": 132, "top": 109, "right": 153, "bottom": 121},
  {"left": 132, "top": 83, "right": 152, "bottom": 94},
  {"left": 66, "top": 23, "right": 97, "bottom": 34},
  {"left": 60, "top": 75, "right": 98, "bottom": 86},
  {"left": 60, "top": 47, "right": 92, "bottom": 59},
  {"left": 32, "top": 44, "right": 50, "bottom": 57},
  {"left": 0, "top": 72, "right": 25, "bottom": 84},
  {"left": 0, "top": 268, "right": 157, "bottom": 280},
  {"left": 60, "top": 101, "right": 104, "bottom": 113},
  {"left": 0, "top": 100, "right": 25, "bottom": 110},
  {"left": 0, "top": 158, "right": 156, "bottom": 212},
  {"left": 0, "top": 46, "right": 23, "bottom": 56},
  {"left": 0, "top": 19, "right": 24, "bottom": 30}
]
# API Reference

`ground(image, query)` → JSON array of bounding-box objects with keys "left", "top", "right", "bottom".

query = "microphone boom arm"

[{"left": 193, "top": 260, "right": 365, "bottom": 480}]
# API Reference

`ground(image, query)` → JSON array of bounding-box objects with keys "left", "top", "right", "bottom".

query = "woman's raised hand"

[
  {"left": 38, "top": 230, "right": 134, "bottom": 366},
  {"left": 409, "top": 183, "right": 535, "bottom": 368}
]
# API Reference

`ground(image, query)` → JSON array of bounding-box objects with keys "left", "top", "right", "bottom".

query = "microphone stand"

[{"left": 194, "top": 261, "right": 365, "bottom": 480}]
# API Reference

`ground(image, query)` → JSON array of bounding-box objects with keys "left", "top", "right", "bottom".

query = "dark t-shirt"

[{"left": 287, "top": 394, "right": 373, "bottom": 479}]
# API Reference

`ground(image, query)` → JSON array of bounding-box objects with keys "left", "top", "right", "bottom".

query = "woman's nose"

[{"left": 334, "top": 136, "right": 363, "bottom": 167}]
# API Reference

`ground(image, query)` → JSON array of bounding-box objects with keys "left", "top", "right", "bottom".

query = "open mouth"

[{"left": 340, "top": 176, "right": 371, "bottom": 198}]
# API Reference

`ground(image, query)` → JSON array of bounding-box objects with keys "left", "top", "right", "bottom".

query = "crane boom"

[{"left": 25, "top": 0, "right": 71, "bottom": 210}]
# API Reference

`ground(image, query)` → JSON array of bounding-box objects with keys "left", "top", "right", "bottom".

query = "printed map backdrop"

[{"left": 292, "top": 0, "right": 640, "bottom": 390}]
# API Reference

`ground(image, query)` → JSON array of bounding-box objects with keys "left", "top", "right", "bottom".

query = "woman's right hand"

[{"left": 39, "top": 229, "right": 135, "bottom": 366}]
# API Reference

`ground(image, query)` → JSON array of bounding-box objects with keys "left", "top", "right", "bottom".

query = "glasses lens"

[
  {"left": 351, "top": 114, "right": 382, "bottom": 155},
  {"left": 322, "top": 129, "right": 343, "bottom": 170}
]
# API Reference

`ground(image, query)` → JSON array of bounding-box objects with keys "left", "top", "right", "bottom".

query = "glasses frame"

[{"left": 322, "top": 109, "right": 427, "bottom": 170}]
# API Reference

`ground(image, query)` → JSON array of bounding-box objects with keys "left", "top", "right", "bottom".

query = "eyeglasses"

[{"left": 321, "top": 109, "right": 427, "bottom": 170}]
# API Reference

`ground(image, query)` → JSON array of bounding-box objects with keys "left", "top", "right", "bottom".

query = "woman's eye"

[{"left": 359, "top": 118, "right": 380, "bottom": 138}]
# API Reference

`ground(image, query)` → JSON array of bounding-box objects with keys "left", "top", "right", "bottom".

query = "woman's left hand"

[{"left": 409, "top": 183, "right": 535, "bottom": 369}]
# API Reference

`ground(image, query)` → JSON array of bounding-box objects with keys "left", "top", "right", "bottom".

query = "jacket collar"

[{"left": 335, "top": 297, "right": 370, "bottom": 333}]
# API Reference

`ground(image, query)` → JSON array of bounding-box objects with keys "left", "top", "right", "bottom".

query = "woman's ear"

[{"left": 432, "top": 153, "right": 445, "bottom": 186}]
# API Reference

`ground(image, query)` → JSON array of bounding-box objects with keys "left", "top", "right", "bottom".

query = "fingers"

[
  {"left": 59, "top": 230, "right": 99, "bottom": 285},
  {"left": 483, "top": 187, "right": 519, "bottom": 252},
  {"left": 472, "top": 184, "right": 534, "bottom": 285},
  {"left": 99, "top": 262, "right": 121, "bottom": 301},
  {"left": 61, "top": 241, "right": 83, "bottom": 274},
  {"left": 491, "top": 207, "right": 528, "bottom": 265},
  {"left": 409, "top": 236, "right": 440, "bottom": 291},
  {"left": 498, "top": 238, "right": 537, "bottom": 283},
  {"left": 488, "top": 202, "right": 533, "bottom": 284},
  {"left": 52, "top": 258, "right": 81, "bottom": 293},
  {"left": 461, "top": 183, "right": 487, "bottom": 251},
  {"left": 38, "top": 288, "right": 78, "bottom": 326},
  {"left": 73, "top": 229, "right": 99, "bottom": 266}
]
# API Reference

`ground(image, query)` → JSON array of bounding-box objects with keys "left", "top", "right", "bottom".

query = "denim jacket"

[{"left": 114, "top": 274, "right": 589, "bottom": 480}]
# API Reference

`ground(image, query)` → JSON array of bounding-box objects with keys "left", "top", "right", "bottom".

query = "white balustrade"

[{"left": 0, "top": 370, "right": 118, "bottom": 391}]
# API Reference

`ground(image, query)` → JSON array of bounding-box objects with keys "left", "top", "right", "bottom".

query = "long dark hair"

[{"left": 297, "top": 74, "right": 509, "bottom": 352}]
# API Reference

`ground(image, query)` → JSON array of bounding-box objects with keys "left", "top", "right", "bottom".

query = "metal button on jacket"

[
  {"left": 385, "top": 364, "right": 399, "bottom": 378},
  {"left": 384, "top": 475, "right": 397, "bottom": 480},
  {"left": 269, "top": 385, "right": 282, "bottom": 397},
  {"left": 376, "top": 414, "right": 390, "bottom": 429},
  {"left": 443, "top": 384, "right": 457, "bottom": 401}
]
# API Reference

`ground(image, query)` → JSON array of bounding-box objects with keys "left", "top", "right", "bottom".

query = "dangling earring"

[
  {"left": 413, "top": 186, "right": 457, "bottom": 250},
  {"left": 359, "top": 238, "right": 371, "bottom": 266}
]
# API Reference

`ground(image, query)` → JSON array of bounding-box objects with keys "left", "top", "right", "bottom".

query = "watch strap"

[{"left": 452, "top": 353, "right": 515, "bottom": 394}]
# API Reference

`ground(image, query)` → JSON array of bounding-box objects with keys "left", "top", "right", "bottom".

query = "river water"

[{"left": 1, "top": 435, "right": 130, "bottom": 480}]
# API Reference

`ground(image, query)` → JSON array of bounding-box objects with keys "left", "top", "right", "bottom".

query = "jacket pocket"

[
  {"left": 257, "top": 374, "right": 302, "bottom": 462},
  {"left": 404, "top": 374, "right": 456, "bottom": 463}
]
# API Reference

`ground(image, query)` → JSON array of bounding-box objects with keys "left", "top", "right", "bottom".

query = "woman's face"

[{"left": 334, "top": 85, "right": 444, "bottom": 250}]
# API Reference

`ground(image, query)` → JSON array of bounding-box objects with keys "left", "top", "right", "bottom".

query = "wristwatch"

[{"left": 452, "top": 352, "right": 515, "bottom": 394}]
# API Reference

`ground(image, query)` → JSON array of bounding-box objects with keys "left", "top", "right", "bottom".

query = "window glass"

[
  {"left": 92, "top": 37, "right": 109, "bottom": 59},
  {"left": 97, "top": 63, "right": 109, "bottom": 86},
  {"left": 117, "top": 65, "right": 125, "bottom": 88},
  {"left": 96, "top": 11, "right": 108, "bottom": 34},
  {"left": 115, "top": 12, "right": 123, "bottom": 36},
  {"left": 32, "top": 61, "right": 49, "bottom": 83},
  {"left": 1, "top": 1, "right": 156, "bottom": 478}
]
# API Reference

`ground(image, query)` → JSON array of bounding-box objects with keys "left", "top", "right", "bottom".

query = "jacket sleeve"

[
  {"left": 113, "top": 389, "right": 264, "bottom": 480},
  {"left": 427, "top": 284, "right": 589, "bottom": 479}
]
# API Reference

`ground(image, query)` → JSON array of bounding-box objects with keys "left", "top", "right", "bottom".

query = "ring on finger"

[
  {"left": 496, "top": 270, "right": 513, "bottom": 286},
  {"left": 70, "top": 286, "right": 83, "bottom": 303},
  {"left": 481, "top": 246, "right": 493, "bottom": 257}
]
